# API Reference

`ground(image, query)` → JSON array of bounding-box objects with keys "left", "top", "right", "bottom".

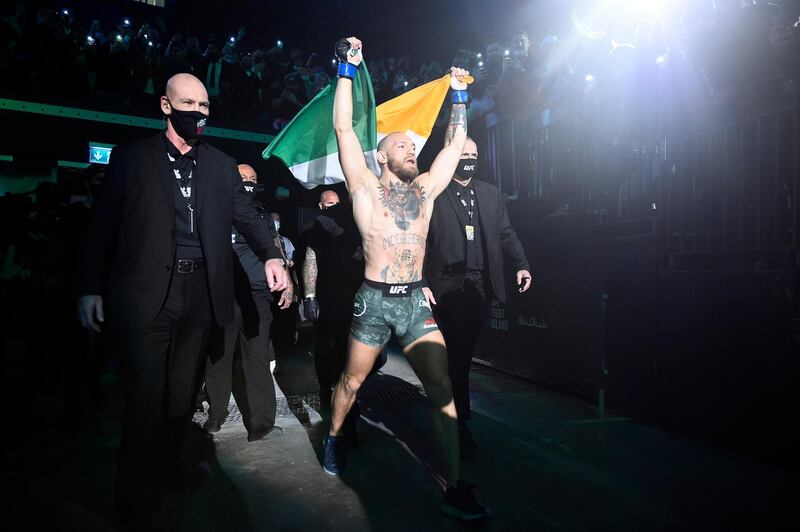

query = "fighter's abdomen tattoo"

[
  {"left": 380, "top": 248, "right": 419, "bottom": 283},
  {"left": 379, "top": 182, "right": 427, "bottom": 231}
]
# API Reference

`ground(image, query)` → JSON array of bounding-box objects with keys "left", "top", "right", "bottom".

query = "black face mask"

[
  {"left": 457, "top": 158, "right": 478, "bottom": 181},
  {"left": 243, "top": 182, "right": 256, "bottom": 195},
  {"left": 167, "top": 100, "right": 207, "bottom": 140}
]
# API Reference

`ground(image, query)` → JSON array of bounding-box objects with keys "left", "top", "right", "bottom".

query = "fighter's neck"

[
  {"left": 379, "top": 172, "right": 416, "bottom": 188},
  {"left": 453, "top": 177, "right": 472, "bottom": 187}
]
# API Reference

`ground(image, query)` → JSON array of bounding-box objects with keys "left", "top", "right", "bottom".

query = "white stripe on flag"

[{"left": 288, "top": 150, "right": 379, "bottom": 190}]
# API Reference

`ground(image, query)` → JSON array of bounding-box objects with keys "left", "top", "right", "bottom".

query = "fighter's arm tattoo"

[
  {"left": 302, "top": 247, "right": 318, "bottom": 297},
  {"left": 443, "top": 103, "right": 467, "bottom": 147},
  {"left": 423, "top": 102, "right": 468, "bottom": 199}
]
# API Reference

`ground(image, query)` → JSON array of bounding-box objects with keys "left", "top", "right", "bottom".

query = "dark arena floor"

[{"left": 3, "top": 334, "right": 796, "bottom": 532}]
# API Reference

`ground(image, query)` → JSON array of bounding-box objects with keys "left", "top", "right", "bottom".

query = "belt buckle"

[{"left": 177, "top": 259, "right": 193, "bottom": 273}]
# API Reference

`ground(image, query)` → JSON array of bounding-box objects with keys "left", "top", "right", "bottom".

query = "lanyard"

[
  {"left": 172, "top": 167, "right": 193, "bottom": 199},
  {"left": 168, "top": 152, "right": 196, "bottom": 234},
  {"left": 455, "top": 187, "right": 475, "bottom": 221}
]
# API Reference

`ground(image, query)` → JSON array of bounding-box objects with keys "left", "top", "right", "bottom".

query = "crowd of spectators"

[
  {"left": 1, "top": 2, "right": 798, "bottom": 137},
  {"left": 3, "top": 0, "right": 799, "bottom": 293}
]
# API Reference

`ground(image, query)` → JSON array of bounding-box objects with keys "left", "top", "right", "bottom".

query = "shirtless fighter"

[{"left": 323, "top": 36, "right": 489, "bottom": 520}]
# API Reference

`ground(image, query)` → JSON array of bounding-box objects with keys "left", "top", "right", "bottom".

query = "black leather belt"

[{"left": 176, "top": 259, "right": 204, "bottom": 273}]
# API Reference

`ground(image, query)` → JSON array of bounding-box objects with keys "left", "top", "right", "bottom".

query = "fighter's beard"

[{"left": 388, "top": 159, "right": 419, "bottom": 183}]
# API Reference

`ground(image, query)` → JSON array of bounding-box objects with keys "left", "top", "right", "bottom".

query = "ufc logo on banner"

[{"left": 388, "top": 285, "right": 408, "bottom": 295}]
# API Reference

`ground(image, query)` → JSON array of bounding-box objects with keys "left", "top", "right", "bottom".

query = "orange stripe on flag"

[{"left": 376, "top": 74, "right": 451, "bottom": 139}]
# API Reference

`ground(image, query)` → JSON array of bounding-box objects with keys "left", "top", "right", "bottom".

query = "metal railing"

[{"left": 485, "top": 90, "right": 799, "bottom": 262}]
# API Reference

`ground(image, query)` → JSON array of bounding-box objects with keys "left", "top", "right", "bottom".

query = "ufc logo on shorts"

[{"left": 388, "top": 285, "right": 408, "bottom": 295}]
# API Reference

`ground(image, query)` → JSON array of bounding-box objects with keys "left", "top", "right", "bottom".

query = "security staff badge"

[{"left": 465, "top": 224, "right": 475, "bottom": 241}]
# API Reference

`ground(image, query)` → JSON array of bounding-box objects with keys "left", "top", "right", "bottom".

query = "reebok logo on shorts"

[{"left": 422, "top": 318, "right": 438, "bottom": 330}]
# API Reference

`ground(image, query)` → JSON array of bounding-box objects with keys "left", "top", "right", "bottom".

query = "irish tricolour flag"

[{"left": 262, "top": 65, "right": 451, "bottom": 189}]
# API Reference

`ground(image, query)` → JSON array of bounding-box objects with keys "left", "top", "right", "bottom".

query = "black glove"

[
  {"left": 304, "top": 297, "right": 320, "bottom": 321},
  {"left": 334, "top": 37, "right": 353, "bottom": 64}
]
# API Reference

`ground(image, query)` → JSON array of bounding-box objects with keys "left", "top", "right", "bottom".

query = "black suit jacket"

[
  {"left": 425, "top": 179, "right": 529, "bottom": 305},
  {"left": 77, "top": 133, "right": 281, "bottom": 331}
]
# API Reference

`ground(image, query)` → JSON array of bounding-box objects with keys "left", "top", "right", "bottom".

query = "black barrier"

[
  {"left": 473, "top": 270, "right": 605, "bottom": 405},
  {"left": 474, "top": 77, "right": 799, "bottom": 460}
]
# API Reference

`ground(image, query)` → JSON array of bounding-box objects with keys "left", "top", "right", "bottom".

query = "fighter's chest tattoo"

[{"left": 378, "top": 181, "right": 427, "bottom": 231}]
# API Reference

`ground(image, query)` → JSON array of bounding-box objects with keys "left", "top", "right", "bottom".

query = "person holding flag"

[
  {"left": 321, "top": 36, "right": 489, "bottom": 521},
  {"left": 263, "top": 40, "right": 465, "bottom": 189}
]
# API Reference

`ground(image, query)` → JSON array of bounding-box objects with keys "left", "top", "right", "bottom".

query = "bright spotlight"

[
  {"left": 585, "top": 74, "right": 595, "bottom": 82},
  {"left": 614, "top": 0, "right": 666, "bottom": 15}
]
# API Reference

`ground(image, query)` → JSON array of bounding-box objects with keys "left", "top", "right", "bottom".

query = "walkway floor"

[{"left": 4, "top": 340, "right": 796, "bottom": 531}]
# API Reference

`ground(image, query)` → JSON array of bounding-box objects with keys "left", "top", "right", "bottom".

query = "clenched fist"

[{"left": 335, "top": 36, "right": 363, "bottom": 67}]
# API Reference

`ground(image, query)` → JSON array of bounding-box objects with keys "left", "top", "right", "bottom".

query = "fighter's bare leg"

[
  {"left": 403, "top": 330, "right": 460, "bottom": 487},
  {"left": 329, "top": 335, "right": 383, "bottom": 436}
]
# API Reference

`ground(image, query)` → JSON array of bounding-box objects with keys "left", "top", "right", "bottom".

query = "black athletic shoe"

[
  {"left": 322, "top": 435, "right": 346, "bottom": 476},
  {"left": 441, "top": 480, "right": 491, "bottom": 521}
]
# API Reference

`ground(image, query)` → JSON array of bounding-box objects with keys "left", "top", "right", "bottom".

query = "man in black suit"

[
  {"left": 76, "top": 73, "right": 288, "bottom": 528},
  {"left": 423, "top": 136, "right": 531, "bottom": 458},
  {"left": 203, "top": 164, "right": 293, "bottom": 440}
]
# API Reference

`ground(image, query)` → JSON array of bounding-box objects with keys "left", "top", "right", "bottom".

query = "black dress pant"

[
  {"left": 205, "top": 288, "right": 276, "bottom": 433},
  {"left": 432, "top": 271, "right": 489, "bottom": 428},
  {"left": 114, "top": 268, "right": 213, "bottom": 523},
  {"left": 314, "top": 286, "right": 359, "bottom": 405}
]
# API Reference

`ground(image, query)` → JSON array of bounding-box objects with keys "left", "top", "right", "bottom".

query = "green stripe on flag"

[{"left": 263, "top": 65, "right": 377, "bottom": 188}]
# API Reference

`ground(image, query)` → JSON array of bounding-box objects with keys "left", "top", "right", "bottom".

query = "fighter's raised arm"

[
  {"left": 333, "top": 37, "right": 374, "bottom": 196},
  {"left": 418, "top": 67, "right": 470, "bottom": 201}
]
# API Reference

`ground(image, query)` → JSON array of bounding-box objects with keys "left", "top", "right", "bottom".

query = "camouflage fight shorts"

[{"left": 350, "top": 279, "right": 439, "bottom": 348}]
